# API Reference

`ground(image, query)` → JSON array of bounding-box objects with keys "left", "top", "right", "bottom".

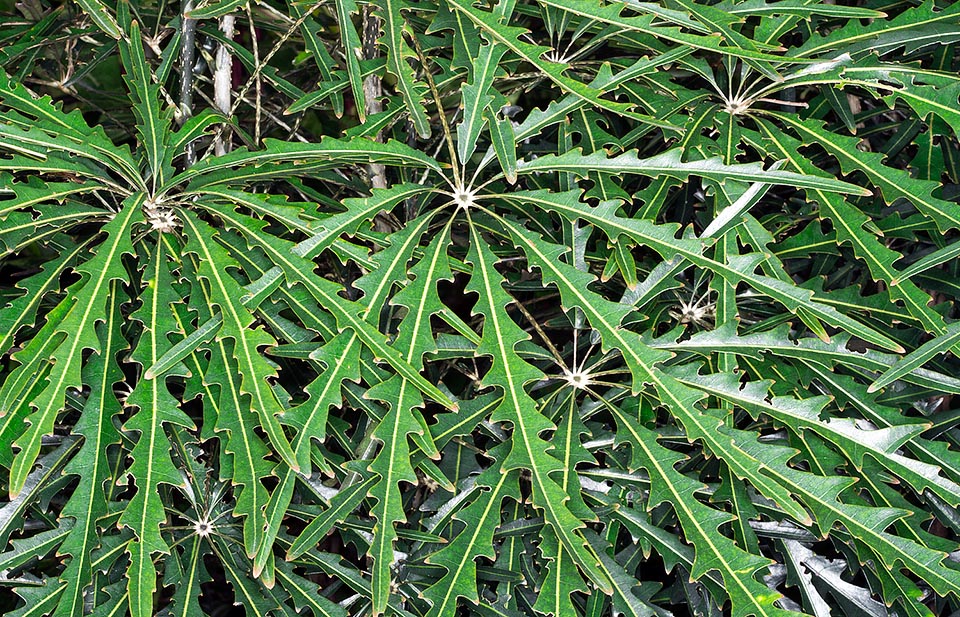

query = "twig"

[{"left": 246, "top": 2, "right": 262, "bottom": 144}]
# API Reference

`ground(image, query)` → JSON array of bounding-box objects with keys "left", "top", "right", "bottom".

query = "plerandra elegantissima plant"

[{"left": 1, "top": 0, "right": 960, "bottom": 615}]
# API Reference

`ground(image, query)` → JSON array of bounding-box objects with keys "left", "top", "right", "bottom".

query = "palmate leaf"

[
  {"left": 274, "top": 558, "right": 347, "bottom": 617},
  {"left": 0, "top": 70, "right": 139, "bottom": 188},
  {"left": 672, "top": 367, "right": 960, "bottom": 509},
  {"left": 289, "top": 0, "right": 346, "bottom": 118},
  {"left": 251, "top": 331, "right": 362, "bottom": 578},
  {"left": 581, "top": 530, "right": 659, "bottom": 617},
  {"left": 4, "top": 0, "right": 960, "bottom": 613},
  {"left": 179, "top": 214, "right": 300, "bottom": 572},
  {"left": 184, "top": 0, "right": 248, "bottom": 19},
  {"left": 293, "top": 183, "right": 434, "bottom": 260},
  {"left": 787, "top": 60, "right": 960, "bottom": 138},
  {"left": 353, "top": 210, "right": 440, "bottom": 324},
  {"left": 8, "top": 196, "right": 138, "bottom": 498},
  {"left": 0, "top": 310, "right": 67, "bottom": 471},
  {"left": 609, "top": 500, "right": 726, "bottom": 601},
  {"left": 717, "top": 0, "right": 884, "bottom": 20},
  {"left": 604, "top": 400, "right": 794, "bottom": 617},
  {"left": 73, "top": 0, "right": 121, "bottom": 38},
  {"left": 0, "top": 153, "right": 121, "bottom": 189},
  {"left": 187, "top": 271, "right": 276, "bottom": 560},
  {"left": 0, "top": 436, "right": 79, "bottom": 564},
  {"left": 464, "top": 214, "right": 610, "bottom": 594},
  {"left": 165, "top": 535, "right": 211, "bottom": 617},
  {"left": 209, "top": 536, "right": 280, "bottom": 617},
  {"left": 493, "top": 212, "right": 810, "bottom": 523},
  {"left": 285, "top": 332, "right": 362, "bottom": 471},
  {"left": 119, "top": 241, "right": 195, "bottom": 617},
  {"left": 0, "top": 522, "right": 71, "bottom": 574},
  {"left": 0, "top": 122, "right": 142, "bottom": 190},
  {"left": 507, "top": 47, "right": 693, "bottom": 147},
  {"left": 802, "top": 363, "right": 960, "bottom": 490},
  {"left": 731, "top": 434, "right": 960, "bottom": 600},
  {"left": 446, "top": 0, "right": 665, "bottom": 127},
  {"left": 286, "top": 474, "right": 377, "bottom": 561},
  {"left": 532, "top": 0, "right": 799, "bottom": 64},
  {"left": 661, "top": 324, "right": 960, "bottom": 393},
  {"left": 0, "top": 203, "right": 107, "bottom": 257},
  {"left": 284, "top": 59, "right": 387, "bottom": 115}
]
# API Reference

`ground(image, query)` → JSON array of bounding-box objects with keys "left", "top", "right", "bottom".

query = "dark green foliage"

[{"left": 1, "top": 0, "right": 959, "bottom": 615}]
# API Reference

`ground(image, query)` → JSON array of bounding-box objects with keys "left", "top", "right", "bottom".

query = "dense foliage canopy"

[{"left": 1, "top": 0, "right": 960, "bottom": 615}]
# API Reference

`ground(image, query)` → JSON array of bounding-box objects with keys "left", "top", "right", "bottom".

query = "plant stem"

[
  {"left": 362, "top": 5, "right": 387, "bottom": 192},
  {"left": 178, "top": 0, "right": 197, "bottom": 164},
  {"left": 214, "top": 14, "right": 236, "bottom": 155}
]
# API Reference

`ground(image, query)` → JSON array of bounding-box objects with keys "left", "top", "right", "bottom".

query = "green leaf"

[
  {"left": 195, "top": 201, "right": 457, "bottom": 411},
  {"left": 755, "top": 120, "right": 948, "bottom": 336},
  {"left": 484, "top": 107, "right": 517, "bottom": 184},
  {"left": 119, "top": 242, "right": 195, "bottom": 617},
  {"left": 494, "top": 212, "right": 810, "bottom": 524},
  {"left": 365, "top": 225, "right": 454, "bottom": 614},
  {"left": 0, "top": 237, "right": 90, "bottom": 357},
  {"left": 333, "top": 0, "right": 366, "bottom": 120},
  {"left": 517, "top": 147, "right": 871, "bottom": 195},
  {"left": 181, "top": 211, "right": 299, "bottom": 472},
  {"left": 604, "top": 402, "right": 792, "bottom": 617},
  {"left": 794, "top": 1, "right": 960, "bottom": 57},
  {"left": 55, "top": 280, "right": 124, "bottom": 616},
  {"left": 673, "top": 367, "right": 960, "bottom": 509},
  {"left": 455, "top": 0, "right": 513, "bottom": 162},
  {"left": 8, "top": 196, "right": 138, "bottom": 498},
  {"left": 447, "top": 0, "right": 666, "bottom": 127},
  {"left": 167, "top": 137, "right": 441, "bottom": 192},
  {"left": 274, "top": 558, "right": 347, "bottom": 617},
  {"left": 423, "top": 450, "right": 520, "bottom": 616},
  {"left": 372, "top": 0, "right": 431, "bottom": 138},
  {"left": 464, "top": 213, "right": 610, "bottom": 594},
  {"left": 286, "top": 475, "right": 377, "bottom": 560},
  {"left": 894, "top": 238, "right": 960, "bottom": 284},
  {"left": 185, "top": 0, "right": 248, "bottom": 19},
  {"left": 663, "top": 324, "right": 960, "bottom": 393},
  {"left": 870, "top": 322, "right": 960, "bottom": 393},
  {"left": 0, "top": 72, "right": 142, "bottom": 189},
  {"left": 494, "top": 190, "right": 903, "bottom": 353},
  {"left": 118, "top": 19, "right": 172, "bottom": 192},
  {"left": 165, "top": 536, "right": 211, "bottom": 617},
  {"left": 767, "top": 112, "right": 960, "bottom": 232}
]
